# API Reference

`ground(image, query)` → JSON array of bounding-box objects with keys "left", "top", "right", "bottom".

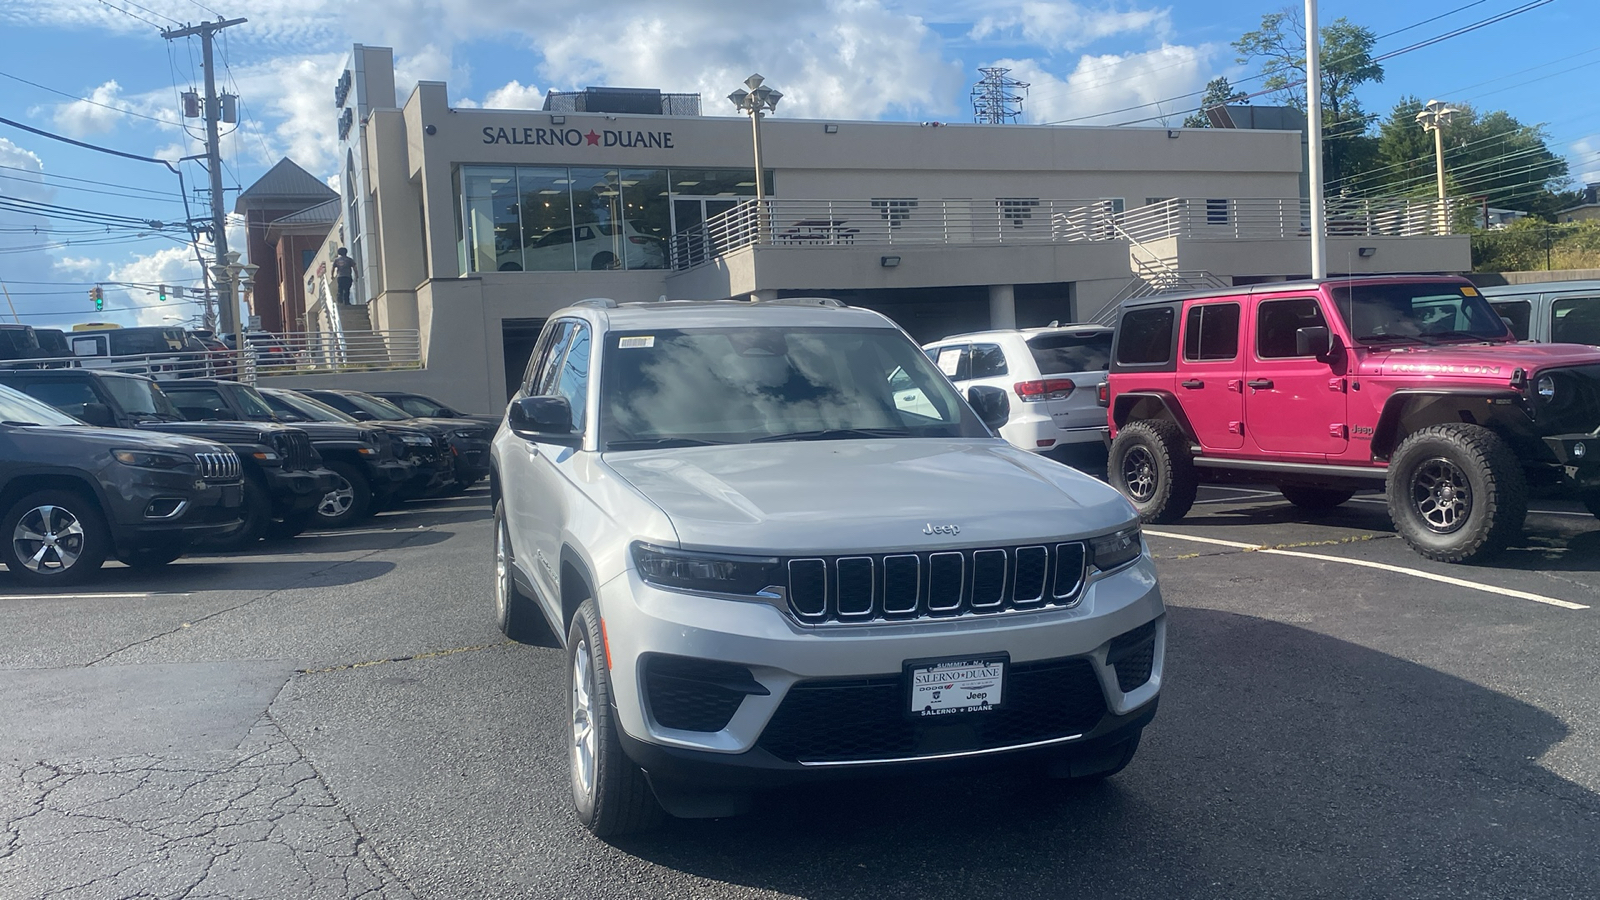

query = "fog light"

[
  {"left": 1576, "top": 442, "right": 1587, "bottom": 459},
  {"left": 143, "top": 498, "right": 188, "bottom": 519}
]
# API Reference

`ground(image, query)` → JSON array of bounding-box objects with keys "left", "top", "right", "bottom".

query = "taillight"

[
  {"left": 1097, "top": 382, "right": 1110, "bottom": 408},
  {"left": 629, "top": 236, "right": 649, "bottom": 244},
  {"left": 1014, "top": 378, "right": 1075, "bottom": 402}
]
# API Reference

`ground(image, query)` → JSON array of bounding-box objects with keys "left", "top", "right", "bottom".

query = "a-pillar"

[{"left": 988, "top": 284, "right": 1017, "bottom": 329}]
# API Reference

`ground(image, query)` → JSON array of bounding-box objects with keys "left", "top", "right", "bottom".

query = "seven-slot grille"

[
  {"left": 273, "top": 430, "right": 315, "bottom": 470},
  {"left": 193, "top": 451, "right": 240, "bottom": 481},
  {"left": 786, "top": 542, "right": 1087, "bottom": 624}
]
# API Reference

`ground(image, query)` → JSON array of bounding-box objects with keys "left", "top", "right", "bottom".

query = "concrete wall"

[{"left": 1176, "top": 235, "right": 1471, "bottom": 278}]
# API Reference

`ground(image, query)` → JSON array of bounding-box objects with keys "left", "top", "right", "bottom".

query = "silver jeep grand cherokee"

[{"left": 490, "top": 297, "right": 1165, "bottom": 837}]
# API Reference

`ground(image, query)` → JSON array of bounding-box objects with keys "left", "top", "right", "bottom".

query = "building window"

[
  {"left": 872, "top": 198, "right": 918, "bottom": 228},
  {"left": 1206, "top": 198, "right": 1229, "bottom": 225},
  {"left": 998, "top": 198, "right": 1040, "bottom": 227}
]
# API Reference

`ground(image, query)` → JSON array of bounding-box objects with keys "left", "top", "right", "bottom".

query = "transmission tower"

[{"left": 971, "top": 67, "right": 1028, "bottom": 124}]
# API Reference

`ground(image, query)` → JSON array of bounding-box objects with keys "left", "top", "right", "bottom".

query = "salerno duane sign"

[{"left": 481, "top": 126, "right": 674, "bottom": 149}]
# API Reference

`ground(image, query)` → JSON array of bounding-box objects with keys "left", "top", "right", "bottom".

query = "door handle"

[
  {"left": 1246, "top": 379, "right": 1274, "bottom": 390},
  {"left": 1180, "top": 379, "right": 1204, "bottom": 389}
]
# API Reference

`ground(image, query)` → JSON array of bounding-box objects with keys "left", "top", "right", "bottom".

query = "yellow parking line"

[{"left": 1144, "top": 530, "right": 1588, "bottom": 610}]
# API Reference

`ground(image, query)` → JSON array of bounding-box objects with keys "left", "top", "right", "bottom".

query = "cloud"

[
  {"left": 51, "top": 81, "right": 135, "bottom": 136},
  {"left": 108, "top": 244, "right": 210, "bottom": 326},
  {"left": 481, "top": 80, "right": 545, "bottom": 110},
  {"left": 1572, "top": 137, "right": 1600, "bottom": 185},
  {"left": 996, "top": 43, "right": 1218, "bottom": 126},
  {"left": 968, "top": 1, "right": 1171, "bottom": 51}
]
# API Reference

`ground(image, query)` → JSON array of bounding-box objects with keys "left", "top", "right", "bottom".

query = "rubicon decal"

[
  {"left": 482, "top": 126, "right": 675, "bottom": 149},
  {"left": 1388, "top": 363, "right": 1502, "bottom": 375}
]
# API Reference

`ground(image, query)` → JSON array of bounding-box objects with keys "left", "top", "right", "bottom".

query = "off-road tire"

[
  {"left": 195, "top": 475, "right": 271, "bottom": 551},
  {"left": 1109, "top": 419, "right": 1197, "bottom": 524},
  {"left": 116, "top": 543, "right": 188, "bottom": 569},
  {"left": 313, "top": 461, "right": 372, "bottom": 528},
  {"left": 1279, "top": 485, "right": 1356, "bottom": 511},
  {"left": 264, "top": 509, "right": 316, "bottom": 541},
  {"left": 492, "top": 501, "right": 555, "bottom": 645},
  {"left": 568, "top": 597, "right": 665, "bottom": 838},
  {"left": 1386, "top": 424, "right": 1526, "bottom": 563},
  {"left": 1, "top": 489, "right": 111, "bottom": 587},
  {"left": 1582, "top": 491, "right": 1600, "bottom": 521}
]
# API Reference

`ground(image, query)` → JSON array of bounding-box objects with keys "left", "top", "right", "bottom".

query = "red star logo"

[{"left": 584, "top": 130, "right": 601, "bottom": 146}]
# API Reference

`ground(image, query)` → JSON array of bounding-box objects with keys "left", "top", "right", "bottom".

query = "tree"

[
  {"left": 1233, "top": 9, "right": 1384, "bottom": 185},
  {"left": 1183, "top": 77, "right": 1247, "bottom": 128}
]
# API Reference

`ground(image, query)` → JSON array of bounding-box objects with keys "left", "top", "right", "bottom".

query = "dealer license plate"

[{"left": 907, "top": 656, "right": 1006, "bottom": 717}]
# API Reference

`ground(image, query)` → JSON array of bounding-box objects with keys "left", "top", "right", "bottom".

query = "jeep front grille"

[
  {"left": 273, "top": 430, "right": 315, "bottom": 470},
  {"left": 194, "top": 451, "right": 240, "bottom": 481},
  {"left": 786, "top": 542, "right": 1087, "bottom": 624}
]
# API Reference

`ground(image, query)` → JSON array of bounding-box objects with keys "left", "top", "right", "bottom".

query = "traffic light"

[
  {"left": 90, "top": 286, "right": 104, "bottom": 311},
  {"left": 158, "top": 284, "right": 167, "bottom": 302}
]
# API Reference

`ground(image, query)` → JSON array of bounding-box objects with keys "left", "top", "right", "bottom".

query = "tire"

[
  {"left": 492, "top": 501, "right": 554, "bottom": 645},
  {"left": 590, "top": 251, "right": 617, "bottom": 271},
  {"left": 313, "top": 461, "right": 372, "bottom": 528},
  {"left": 1, "top": 489, "right": 111, "bottom": 587},
  {"left": 195, "top": 476, "right": 271, "bottom": 551},
  {"left": 1279, "top": 485, "right": 1356, "bottom": 511},
  {"left": 116, "top": 543, "right": 188, "bottom": 569},
  {"left": 1108, "top": 419, "right": 1198, "bottom": 524},
  {"left": 264, "top": 509, "right": 316, "bottom": 541},
  {"left": 1386, "top": 424, "right": 1527, "bottom": 563},
  {"left": 568, "top": 597, "right": 664, "bottom": 838},
  {"left": 1582, "top": 491, "right": 1600, "bottom": 521}
]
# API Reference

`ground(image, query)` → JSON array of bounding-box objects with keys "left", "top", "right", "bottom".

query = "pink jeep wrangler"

[{"left": 1103, "top": 276, "right": 1600, "bottom": 562}]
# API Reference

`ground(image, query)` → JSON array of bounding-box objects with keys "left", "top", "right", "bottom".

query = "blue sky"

[{"left": 0, "top": 0, "right": 1593, "bottom": 330}]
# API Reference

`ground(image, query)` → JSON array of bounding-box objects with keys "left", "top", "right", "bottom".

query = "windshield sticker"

[
  {"left": 618, "top": 336, "right": 655, "bottom": 349},
  {"left": 1460, "top": 286, "right": 1480, "bottom": 296},
  {"left": 937, "top": 348, "right": 963, "bottom": 376}
]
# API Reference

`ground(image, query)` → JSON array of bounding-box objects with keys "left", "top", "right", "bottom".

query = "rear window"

[
  {"left": 1552, "top": 297, "right": 1600, "bottom": 346},
  {"left": 1490, "top": 299, "right": 1532, "bottom": 341},
  {"left": 1027, "top": 331, "right": 1112, "bottom": 374},
  {"left": 108, "top": 329, "right": 185, "bottom": 355},
  {"left": 1115, "top": 307, "right": 1176, "bottom": 366}
]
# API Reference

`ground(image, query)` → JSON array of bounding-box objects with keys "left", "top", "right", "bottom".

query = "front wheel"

[
  {"left": 1582, "top": 490, "right": 1600, "bottom": 521},
  {"left": 1108, "top": 419, "right": 1197, "bottom": 524},
  {"left": 2, "top": 490, "right": 111, "bottom": 587},
  {"left": 195, "top": 476, "right": 271, "bottom": 551},
  {"left": 313, "top": 461, "right": 372, "bottom": 528},
  {"left": 116, "top": 543, "right": 188, "bottom": 569},
  {"left": 568, "top": 598, "right": 664, "bottom": 838},
  {"left": 1386, "top": 424, "right": 1526, "bottom": 563}
]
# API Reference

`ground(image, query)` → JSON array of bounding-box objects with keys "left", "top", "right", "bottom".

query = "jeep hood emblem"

[{"left": 923, "top": 523, "right": 960, "bottom": 535}]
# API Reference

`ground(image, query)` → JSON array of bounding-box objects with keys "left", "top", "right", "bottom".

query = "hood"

[
  {"left": 603, "top": 439, "right": 1137, "bottom": 556},
  {"left": 408, "top": 416, "right": 491, "bottom": 436},
  {"left": 1360, "top": 341, "right": 1600, "bottom": 380},
  {"left": 279, "top": 420, "right": 369, "bottom": 442},
  {"left": 22, "top": 425, "right": 229, "bottom": 455},
  {"left": 135, "top": 420, "right": 288, "bottom": 444}
]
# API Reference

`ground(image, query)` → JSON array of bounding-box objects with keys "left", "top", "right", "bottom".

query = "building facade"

[
  {"left": 235, "top": 158, "right": 338, "bottom": 334},
  {"left": 272, "top": 46, "right": 1470, "bottom": 414}
]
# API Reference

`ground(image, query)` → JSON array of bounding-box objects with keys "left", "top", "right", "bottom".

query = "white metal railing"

[
  {"left": 672, "top": 198, "right": 1120, "bottom": 269},
  {"left": 0, "top": 351, "right": 220, "bottom": 381},
  {"left": 1, "top": 330, "right": 422, "bottom": 384},
  {"left": 1118, "top": 197, "right": 1462, "bottom": 244}
]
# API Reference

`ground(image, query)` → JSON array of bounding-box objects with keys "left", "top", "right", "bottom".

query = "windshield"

[
  {"left": 0, "top": 384, "right": 82, "bottom": 426},
  {"left": 1332, "top": 282, "right": 1511, "bottom": 345},
  {"left": 230, "top": 386, "right": 279, "bottom": 421},
  {"left": 1027, "top": 330, "right": 1113, "bottom": 374},
  {"left": 389, "top": 395, "right": 448, "bottom": 417},
  {"left": 263, "top": 391, "right": 355, "bottom": 422},
  {"left": 104, "top": 377, "right": 181, "bottom": 419},
  {"left": 343, "top": 393, "right": 412, "bottom": 421},
  {"left": 598, "top": 326, "right": 986, "bottom": 448}
]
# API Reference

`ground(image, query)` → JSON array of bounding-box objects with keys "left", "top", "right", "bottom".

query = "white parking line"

[
  {"left": 0, "top": 593, "right": 189, "bottom": 601},
  {"left": 1144, "top": 529, "right": 1589, "bottom": 610}
]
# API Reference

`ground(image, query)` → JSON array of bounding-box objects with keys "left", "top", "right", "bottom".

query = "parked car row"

[
  {"left": 0, "top": 323, "right": 305, "bottom": 382},
  {"left": 0, "top": 373, "right": 498, "bottom": 585}
]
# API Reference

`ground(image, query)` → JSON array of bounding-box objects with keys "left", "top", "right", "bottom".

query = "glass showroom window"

[
  {"left": 517, "top": 167, "right": 577, "bottom": 272},
  {"left": 460, "top": 167, "right": 520, "bottom": 273},
  {"left": 620, "top": 168, "right": 670, "bottom": 270}
]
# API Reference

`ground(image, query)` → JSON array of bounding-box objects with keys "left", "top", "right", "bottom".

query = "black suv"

[
  {"left": 0, "top": 370, "right": 338, "bottom": 549},
  {"left": 301, "top": 389, "right": 492, "bottom": 491},
  {"left": 161, "top": 379, "right": 421, "bottom": 527},
  {"left": 0, "top": 384, "right": 243, "bottom": 585},
  {"left": 258, "top": 388, "right": 455, "bottom": 506},
  {"left": 369, "top": 391, "right": 500, "bottom": 427}
]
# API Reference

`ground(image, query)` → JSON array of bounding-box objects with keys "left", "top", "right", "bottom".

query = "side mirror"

[
  {"left": 80, "top": 402, "right": 115, "bottom": 427},
  {"left": 1296, "top": 325, "right": 1331, "bottom": 358},
  {"left": 508, "top": 395, "right": 579, "bottom": 444},
  {"left": 967, "top": 385, "right": 1010, "bottom": 430},
  {"left": 349, "top": 410, "right": 375, "bottom": 421}
]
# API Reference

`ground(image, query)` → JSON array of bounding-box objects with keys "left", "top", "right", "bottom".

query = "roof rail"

[
  {"left": 571, "top": 298, "right": 619, "bottom": 309},
  {"left": 751, "top": 296, "right": 847, "bottom": 309}
]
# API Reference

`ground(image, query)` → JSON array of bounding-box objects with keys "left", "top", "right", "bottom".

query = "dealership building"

[{"left": 259, "top": 45, "right": 1470, "bottom": 413}]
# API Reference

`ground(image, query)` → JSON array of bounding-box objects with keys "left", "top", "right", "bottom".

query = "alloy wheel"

[
  {"left": 494, "top": 514, "right": 511, "bottom": 621},
  {"left": 317, "top": 475, "right": 355, "bottom": 519},
  {"left": 1411, "top": 456, "right": 1471, "bottom": 534},
  {"left": 12, "top": 504, "right": 86, "bottom": 575},
  {"left": 1122, "top": 446, "right": 1158, "bottom": 502},
  {"left": 571, "top": 639, "right": 597, "bottom": 799}
]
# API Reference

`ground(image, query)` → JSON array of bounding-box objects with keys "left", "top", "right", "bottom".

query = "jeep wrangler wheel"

[
  {"left": 2, "top": 490, "right": 111, "bottom": 587},
  {"left": 1109, "top": 420, "right": 1197, "bottom": 524},
  {"left": 1279, "top": 485, "right": 1356, "bottom": 511},
  {"left": 568, "top": 598, "right": 664, "bottom": 838},
  {"left": 1582, "top": 491, "right": 1600, "bottom": 521},
  {"left": 314, "top": 461, "right": 371, "bottom": 528},
  {"left": 1386, "top": 424, "right": 1526, "bottom": 563}
]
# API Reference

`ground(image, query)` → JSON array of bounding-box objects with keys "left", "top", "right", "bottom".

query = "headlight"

[
  {"left": 632, "top": 542, "right": 783, "bottom": 596},
  {"left": 399, "top": 434, "right": 432, "bottom": 446},
  {"left": 1088, "top": 525, "right": 1142, "bottom": 572},
  {"left": 112, "top": 449, "right": 190, "bottom": 470},
  {"left": 451, "top": 429, "right": 481, "bottom": 440},
  {"left": 1536, "top": 374, "right": 1555, "bottom": 401}
]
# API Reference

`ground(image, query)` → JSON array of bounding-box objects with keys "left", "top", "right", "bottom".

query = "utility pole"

[
  {"left": 162, "top": 16, "right": 247, "bottom": 335},
  {"left": 1305, "top": 0, "right": 1326, "bottom": 279},
  {"left": 970, "top": 68, "right": 1029, "bottom": 124}
]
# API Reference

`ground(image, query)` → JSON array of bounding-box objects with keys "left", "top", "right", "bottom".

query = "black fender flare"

[
  {"left": 1371, "top": 389, "right": 1527, "bottom": 459},
  {"left": 1111, "top": 391, "right": 1198, "bottom": 444}
]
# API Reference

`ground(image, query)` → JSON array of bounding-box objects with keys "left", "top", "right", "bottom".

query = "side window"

[
  {"left": 552, "top": 324, "right": 591, "bottom": 432},
  {"left": 932, "top": 344, "right": 971, "bottom": 381},
  {"left": 1490, "top": 300, "right": 1532, "bottom": 340},
  {"left": 72, "top": 336, "right": 106, "bottom": 357},
  {"left": 17, "top": 381, "right": 98, "bottom": 419},
  {"left": 1256, "top": 298, "right": 1328, "bottom": 359},
  {"left": 1551, "top": 297, "right": 1600, "bottom": 346},
  {"left": 1115, "top": 306, "right": 1176, "bottom": 366},
  {"left": 524, "top": 320, "right": 574, "bottom": 395},
  {"left": 1183, "top": 303, "right": 1241, "bottom": 362},
  {"left": 164, "top": 387, "right": 233, "bottom": 420},
  {"left": 969, "top": 343, "right": 1008, "bottom": 379},
  {"left": 534, "top": 320, "right": 579, "bottom": 396}
]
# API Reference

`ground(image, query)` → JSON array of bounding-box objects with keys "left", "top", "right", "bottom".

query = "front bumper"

[
  {"left": 596, "top": 555, "right": 1164, "bottom": 782},
  {"left": 363, "top": 457, "right": 420, "bottom": 493},
  {"left": 106, "top": 476, "right": 245, "bottom": 551},
  {"left": 449, "top": 439, "right": 492, "bottom": 483},
  {"left": 1541, "top": 434, "right": 1600, "bottom": 491},
  {"left": 999, "top": 412, "right": 1110, "bottom": 452},
  {"left": 261, "top": 466, "right": 341, "bottom": 514}
]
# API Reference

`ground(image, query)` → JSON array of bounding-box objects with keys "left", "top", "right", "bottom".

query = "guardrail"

[
  {"left": 671, "top": 198, "right": 1119, "bottom": 269},
  {"left": 0, "top": 330, "right": 423, "bottom": 385},
  {"left": 1118, "top": 197, "right": 1462, "bottom": 243},
  {"left": 0, "top": 352, "right": 220, "bottom": 380}
]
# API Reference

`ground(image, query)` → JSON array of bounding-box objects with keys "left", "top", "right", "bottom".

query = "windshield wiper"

[
  {"left": 751, "top": 428, "right": 908, "bottom": 443},
  {"left": 606, "top": 437, "right": 729, "bottom": 450},
  {"left": 1355, "top": 333, "right": 1425, "bottom": 345},
  {"left": 1, "top": 420, "right": 42, "bottom": 427},
  {"left": 1420, "top": 330, "right": 1495, "bottom": 343}
]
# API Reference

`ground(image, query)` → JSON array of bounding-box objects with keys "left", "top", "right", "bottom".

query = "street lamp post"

[
  {"left": 728, "top": 74, "right": 782, "bottom": 243},
  {"left": 1416, "top": 99, "right": 1459, "bottom": 234},
  {"left": 212, "top": 252, "right": 260, "bottom": 383}
]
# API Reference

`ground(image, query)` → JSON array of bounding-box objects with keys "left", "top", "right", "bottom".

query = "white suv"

[
  {"left": 491, "top": 298, "right": 1164, "bottom": 837},
  {"left": 923, "top": 326, "right": 1114, "bottom": 454}
]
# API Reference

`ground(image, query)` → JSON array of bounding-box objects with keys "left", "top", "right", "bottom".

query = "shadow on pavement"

[
  {"left": 615, "top": 607, "right": 1597, "bottom": 899},
  {"left": 5, "top": 559, "right": 399, "bottom": 594}
]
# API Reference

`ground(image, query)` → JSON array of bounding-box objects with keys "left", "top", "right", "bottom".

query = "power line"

[
  {"left": 92, "top": 0, "right": 164, "bottom": 30},
  {"left": 0, "top": 114, "right": 180, "bottom": 172},
  {"left": 0, "top": 71, "right": 182, "bottom": 129},
  {"left": 0, "top": 162, "right": 184, "bottom": 200},
  {"left": 0, "top": 171, "right": 187, "bottom": 206}
]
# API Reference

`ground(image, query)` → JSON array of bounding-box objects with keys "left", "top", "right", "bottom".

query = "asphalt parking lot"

[{"left": 3, "top": 475, "right": 1599, "bottom": 899}]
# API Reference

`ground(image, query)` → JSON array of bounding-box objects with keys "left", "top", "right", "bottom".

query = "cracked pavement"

[{"left": 4, "top": 484, "right": 1600, "bottom": 899}]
